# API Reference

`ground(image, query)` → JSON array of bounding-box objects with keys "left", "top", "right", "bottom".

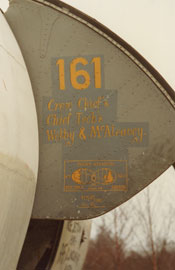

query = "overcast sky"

[
  {"left": 64, "top": 0, "right": 175, "bottom": 90},
  {"left": 1, "top": 0, "right": 175, "bottom": 89}
]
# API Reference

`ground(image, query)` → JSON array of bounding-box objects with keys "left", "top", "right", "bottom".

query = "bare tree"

[
  {"left": 84, "top": 167, "right": 175, "bottom": 270},
  {"left": 83, "top": 205, "right": 134, "bottom": 270},
  {"left": 132, "top": 186, "right": 175, "bottom": 270}
]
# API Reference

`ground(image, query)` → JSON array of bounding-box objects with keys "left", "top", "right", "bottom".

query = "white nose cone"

[{"left": 0, "top": 11, "right": 38, "bottom": 270}]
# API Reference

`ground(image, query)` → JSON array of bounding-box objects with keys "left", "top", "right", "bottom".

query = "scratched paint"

[
  {"left": 51, "top": 221, "right": 91, "bottom": 270},
  {"left": 5, "top": 0, "right": 175, "bottom": 220}
]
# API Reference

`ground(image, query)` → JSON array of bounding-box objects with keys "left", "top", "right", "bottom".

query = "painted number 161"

[{"left": 56, "top": 57, "right": 102, "bottom": 90}]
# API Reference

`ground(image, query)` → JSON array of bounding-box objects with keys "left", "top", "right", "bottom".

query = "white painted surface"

[
  {"left": 0, "top": 11, "right": 38, "bottom": 175},
  {"left": 51, "top": 221, "right": 91, "bottom": 270},
  {"left": 0, "top": 11, "right": 38, "bottom": 269}
]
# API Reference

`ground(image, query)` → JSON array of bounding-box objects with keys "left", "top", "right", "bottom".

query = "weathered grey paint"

[{"left": 5, "top": 0, "right": 175, "bottom": 220}]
